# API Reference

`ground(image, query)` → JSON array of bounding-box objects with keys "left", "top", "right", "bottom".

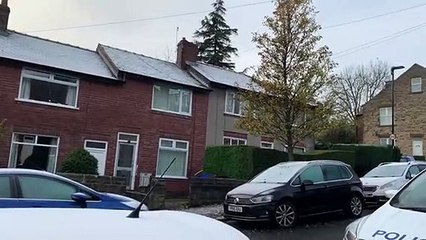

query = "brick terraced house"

[{"left": 0, "top": 1, "right": 209, "bottom": 194}]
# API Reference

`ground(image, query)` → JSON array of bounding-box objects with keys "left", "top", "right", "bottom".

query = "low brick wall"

[
  {"left": 59, "top": 173, "right": 127, "bottom": 194},
  {"left": 189, "top": 178, "right": 245, "bottom": 207}
]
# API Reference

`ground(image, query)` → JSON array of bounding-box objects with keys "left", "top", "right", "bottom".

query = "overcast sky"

[{"left": 7, "top": 0, "right": 426, "bottom": 75}]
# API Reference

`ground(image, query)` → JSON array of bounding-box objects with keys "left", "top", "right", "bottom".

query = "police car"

[
  {"left": 0, "top": 208, "right": 249, "bottom": 239},
  {"left": 344, "top": 166, "right": 426, "bottom": 240}
]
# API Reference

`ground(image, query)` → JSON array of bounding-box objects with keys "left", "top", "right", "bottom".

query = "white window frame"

[
  {"left": 223, "top": 136, "right": 247, "bottom": 146},
  {"left": 84, "top": 140, "right": 108, "bottom": 150},
  {"left": 260, "top": 141, "right": 274, "bottom": 149},
  {"left": 411, "top": 77, "right": 422, "bottom": 93},
  {"left": 283, "top": 145, "right": 306, "bottom": 153},
  {"left": 156, "top": 138, "right": 189, "bottom": 179},
  {"left": 379, "top": 107, "right": 392, "bottom": 126},
  {"left": 8, "top": 132, "right": 60, "bottom": 173},
  {"left": 17, "top": 69, "right": 80, "bottom": 109},
  {"left": 225, "top": 91, "right": 244, "bottom": 116},
  {"left": 151, "top": 84, "right": 193, "bottom": 116}
]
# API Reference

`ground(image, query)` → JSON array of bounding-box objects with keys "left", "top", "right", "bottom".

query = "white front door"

[
  {"left": 413, "top": 139, "right": 424, "bottom": 156},
  {"left": 84, "top": 140, "right": 108, "bottom": 176},
  {"left": 115, "top": 133, "right": 139, "bottom": 190}
]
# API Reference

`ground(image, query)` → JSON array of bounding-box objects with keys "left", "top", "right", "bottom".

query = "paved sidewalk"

[{"left": 183, "top": 204, "right": 224, "bottom": 220}]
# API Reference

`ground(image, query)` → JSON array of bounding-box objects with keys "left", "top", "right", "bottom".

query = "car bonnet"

[
  {"left": 357, "top": 203, "right": 426, "bottom": 240},
  {"left": 0, "top": 208, "right": 249, "bottom": 240}
]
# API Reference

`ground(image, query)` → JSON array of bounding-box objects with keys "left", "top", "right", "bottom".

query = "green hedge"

[
  {"left": 204, "top": 144, "right": 401, "bottom": 180},
  {"left": 295, "top": 150, "right": 356, "bottom": 168},
  {"left": 330, "top": 144, "right": 401, "bottom": 176},
  {"left": 204, "top": 146, "right": 287, "bottom": 180}
]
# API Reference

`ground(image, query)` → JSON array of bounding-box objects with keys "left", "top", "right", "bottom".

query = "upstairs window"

[
  {"left": 379, "top": 107, "right": 392, "bottom": 126},
  {"left": 19, "top": 69, "right": 79, "bottom": 108},
  {"left": 411, "top": 77, "right": 422, "bottom": 93},
  {"left": 152, "top": 84, "right": 192, "bottom": 115},
  {"left": 225, "top": 91, "right": 244, "bottom": 116},
  {"left": 379, "top": 138, "right": 391, "bottom": 146}
]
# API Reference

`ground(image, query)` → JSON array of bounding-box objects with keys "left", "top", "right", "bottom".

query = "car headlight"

[
  {"left": 250, "top": 195, "right": 273, "bottom": 204},
  {"left": 343, "top": 215, "right": 369, "bottom": 240},
  {"left": 379, "top": 180, "right": 398, "bottom": 190}
]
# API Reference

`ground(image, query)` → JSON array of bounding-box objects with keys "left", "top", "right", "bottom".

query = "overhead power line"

[
  {"left": 323, "top": 2, "right": 426, "bottom": 29},
  {"left": 334, "top": 22, "right": 426, "bottom": 58},
  {"left": 24, "top": 0, "right": 273, "bottom": 33}
]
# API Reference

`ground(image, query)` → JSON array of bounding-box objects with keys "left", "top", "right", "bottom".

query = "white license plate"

[{"left": 228, "top": 205, "right": 243, "bottom": 213}]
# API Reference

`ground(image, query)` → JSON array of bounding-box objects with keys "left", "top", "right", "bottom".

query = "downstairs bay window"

[
  {"left": 19, "top": 69, "right": 79, "bottom": 108},
  {"left": 156, "top": 138, "right": 189, "bottom": 178},
  {"left": 9, "top": 133, "right": 59, "bottom": 172}
]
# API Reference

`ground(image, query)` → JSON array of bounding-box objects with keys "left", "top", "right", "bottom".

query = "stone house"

[{"left": 357, "top": 63, "right": 426, "bottom": 157}]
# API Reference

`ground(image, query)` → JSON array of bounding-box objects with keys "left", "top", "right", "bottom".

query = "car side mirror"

[
  {"left": 406, "top": 173, "right": 413, "bottom": 180},
  {"left": 301, "top": 180, "right": 314, "bottom": 191},
  {"left": 71, "top": 192, "right": 90, "bottom": 208}
]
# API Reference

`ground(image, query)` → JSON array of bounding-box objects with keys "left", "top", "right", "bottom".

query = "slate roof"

[
  {"left": 98, "top": 44, "right": 208, "bottom": 89},
  {"left": 0, "top": 31, "right": 116, "bottom": 80},
  {"left": 188, "top": 62, "right": 252, "bottom": 90}
]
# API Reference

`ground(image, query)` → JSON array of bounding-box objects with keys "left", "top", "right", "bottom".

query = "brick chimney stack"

[
  {"left": 0, "top": 0, "right": 10, "bottom": 34},
  {"left": 176, "top": 37, "right": 199, "bottom": 69}
]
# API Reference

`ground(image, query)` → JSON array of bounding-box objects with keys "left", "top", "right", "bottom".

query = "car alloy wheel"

[
  {"left": 275, "top": 202, "right": 297, "bottom": 228},
  {"left": 349, "top": 195, "right": 363, "bottom": 217}
]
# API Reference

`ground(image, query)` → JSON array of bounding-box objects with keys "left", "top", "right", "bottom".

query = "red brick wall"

[{"left": 0, "top": 61, "right": 208, "bottom": 194}]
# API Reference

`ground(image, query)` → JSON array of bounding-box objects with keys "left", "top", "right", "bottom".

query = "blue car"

[{"left": 0, "top": 169, "right": 146, "bottom": 210}]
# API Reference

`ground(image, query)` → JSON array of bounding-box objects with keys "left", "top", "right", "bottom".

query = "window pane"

[
  {"left": 160, "top": 140, "right": 173, "bottom": 148},
  {"left": 261, "top": 142, "right": 273, "bottom": 149},
  {"left": 119, "top": 134, "right": 138, "bottom": 142},
  {"left": 231, "top": 139, "right": 238, "bottom": 145},
  {"left": 225, "top": 92, "right": 234, "bottom": 113},
  {"left": 37, "top": 136, "right": 58, "bottom": 146},
  {"left": 14, "top": 134, "right": 35, "bottom": 143},
  {"left": 176, "top": 141, "right": 188, "bottom": 149},
  {"left": 233, "top": 98, "right": 241, "bottom": 115},
  {"left": 153, "top": 85, "right": 169, "bottom": 110},
  {"left": 54, "top": 75, "right": 77, "bottom": 84},
  {"left": 21, "top": 78, "right": 77, "bottom": 106},
  {"left": 11, "top": 143, "right": 57, "bottom": 172},
  {"left": 117, "top": 144, "right": 134, "bottom": 168},
  {"left": 238, "top": 140, "right": 246, "bottom": 145},
  {"left": 409, "top": 166, "right": 420, "bottom": 176},
  {"left": 299, "top": 166, "right": 324, "bottom": 183},
  {"left": 181, "top": 91, "right": 191, "bottom": 113},
  {"left": 157, "top": 149, "right": 187, "bottom": 177},
  {"left": 168, "top": 88, "right": 180, "bottom": 112},
  {"left": 0, "top": 176, "right": 11, "bottom": 198},
  {"left": 339, "top": 166, "right": 352, "bottom": 179},
  {"left": 224, "top": 138, "right": 231, "bottom": 146},
  {"left": 322, "top": 165, "right": 343, "bottom": 181},
  {"left": 85, "top": 141, "right": 107, "bottom": 149},
  {"left": 19, "top": 176, "right": 77, "bottom": 200}
]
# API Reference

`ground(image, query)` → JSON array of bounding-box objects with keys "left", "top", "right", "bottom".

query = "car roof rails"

[{"left": 378, "top": 162, "right": 393, "bottom": 166}]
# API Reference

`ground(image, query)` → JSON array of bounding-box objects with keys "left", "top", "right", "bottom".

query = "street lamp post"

[{"left": 391, "top": 66, "right": 405, "bottom": 160}]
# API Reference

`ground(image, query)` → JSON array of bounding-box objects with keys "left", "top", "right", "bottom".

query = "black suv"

[{"left": 223, "top": 160, "right": 364, "bottom": 228}]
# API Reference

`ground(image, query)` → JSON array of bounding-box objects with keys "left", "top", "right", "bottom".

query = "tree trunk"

[{"left": 288, "top": 146, "right": 295, "bottom": 161}]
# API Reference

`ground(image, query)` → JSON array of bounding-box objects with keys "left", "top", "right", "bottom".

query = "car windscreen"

[
  {"left": 364, "top": 165, "right": 406, "bottom": 178},
  {"left": 390, "top": 171, "right": 426, "bottom": 212},
  {"left": 250, "top": 163, "right": 305, "bottom": 184}
]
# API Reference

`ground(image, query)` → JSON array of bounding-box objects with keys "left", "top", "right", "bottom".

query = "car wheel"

[
  {"left": 274, "top": 202, "right": 297, "bottom": 228},
  {"left": 347, "top": 195, "right": 363, "bottom": 218}
]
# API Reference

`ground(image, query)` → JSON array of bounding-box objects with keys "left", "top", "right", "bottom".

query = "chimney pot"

[
  {"left": 0, "top": 0, "right": 10, "bottom": 34},
  {"left": 176, "top": 37, "right": 199, "bottom": 69}
]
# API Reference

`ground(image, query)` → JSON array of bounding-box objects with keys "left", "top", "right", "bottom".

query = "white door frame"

[
  {"left": 114, "top": 132, "right": 139, "bottom": 190},
  {"left": 84, "top": 140, "right": 108, "bottom": 176}
]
